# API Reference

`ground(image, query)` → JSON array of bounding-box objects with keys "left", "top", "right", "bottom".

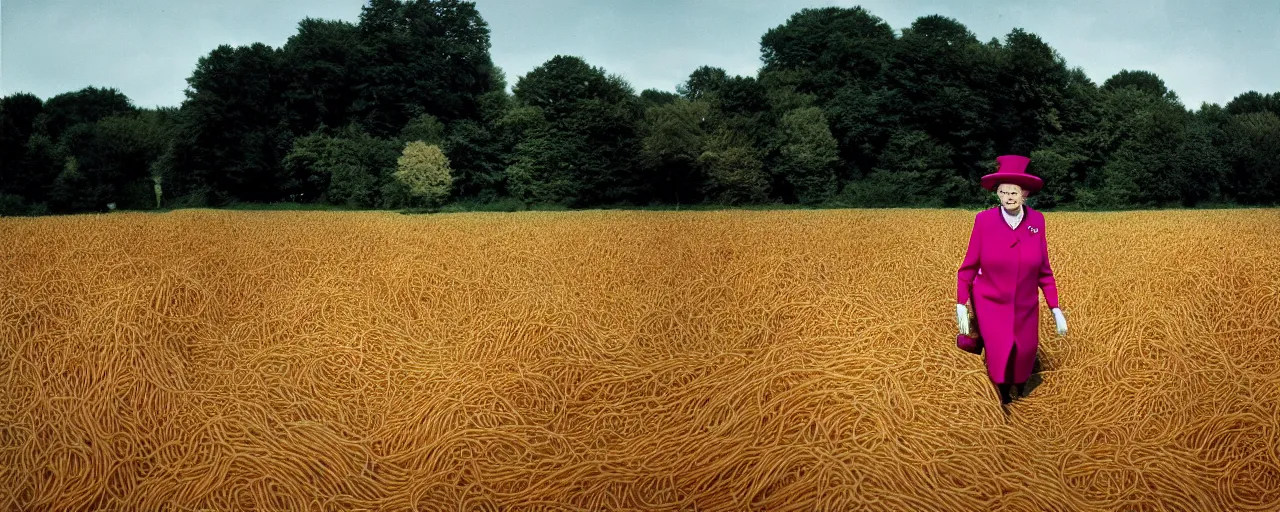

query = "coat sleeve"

[
  {"left": 957, "top": 214, "right": 981, "bottom": 305},
  {"left": 1038, "top": 223, "right": 1060, "bottom": 309}
]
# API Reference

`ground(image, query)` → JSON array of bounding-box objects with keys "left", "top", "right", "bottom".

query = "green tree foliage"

[
  {"left": 280, "top": 18, "right": 363, "bottom": 135},
  {"left": 1069, "top": 76, "right": 1233, "bottom": 209},
  {"left": 38, "top": 86, "right": 136, "bottom": 141},
  {"left": 678, "top": 66, "right": 729, "bottom": 101},
  {"left": 1222, "top": 112, "right": 1280, "bottom": 204},
  {"left": 985, "top": 29, "right": 1071, "bottom": 156},
  {"left": 173, "top": 42, "right": 292, "bottom": 204},
  {"left": 761, "top": 7, "right": 898, "bottom": 180},
  {"left": 640, "top": 89, "right": 680, "bottom": 108},
  {"left": 3, "top": 4, "right": 1279, "bottom": 214},
  {"left": 2, "top": 88, "right": 146, "bottom": 213},
  {"left": 507, "top": 55, "right": 643, "bottom": 207},
  {"left": 282, "top": 125, "right": 402, "bottom": 207},
  {"left": 698, "top": 129, "right": 770, "bottom": 205},
  {"left": 445, "top": 84, "right": 514, "bottom": 201},
  {"left": 886, "top": 15, "right": 990, "bottom": 185},
  {"left": 842, "top": 129, "right": 960, "bottom": 207},
  {"left": 1, "top": 93, "right": 50, "bottom": 204},
  {"left": 353, "top": 0, "right": 502, "bottom": 136},
  {"left": 1026, "top": 149, "right": 1074, "bottom": 209},
  {"left": 1102, "top": 69, "right": 1173, "bottom": 99},
  {"left": 26, "top": 108, "right": 177, "bottom": 212},
  {"left": 761, "top": 7, "right": 896, "bottom": 95},
  {"left": 399, "top": 114, "right": 446, "bottom": 146},
  {"left": 777, "top": 107, "right": 839, "bottom": 204},
  {"left": 640, "top": 99, "right": 711, "bottom": 204},
  {"left": 1225, "top": 91, "right": 1280, "bottom": 117},
  {"left": 395, "top": 141, "right": 454, "bottom": 207},
  {"left": 442, "top": 119, "right": 507, "bottom": 200}
]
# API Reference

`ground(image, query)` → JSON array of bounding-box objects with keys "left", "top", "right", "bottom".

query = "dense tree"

[
  {"left": 761, "top": 6, "right": 898, "bottom": 181},
  {"left": 1102, "top": 69, "right": 1174, "bottom": 99},
  {"left": 1, "top": 93, "right": 44, "bottom": 145},
  {"left": 843, "top": 129, "right": 959, "bottom": 207},
  {"left": 507, "top": 56, "right": 643, "bottom": 206},
  {"left": 984, "top": 29, "right": 1072, "bottom": 156},
  {"left": 698, "top": 128, "right": 770, "bottom": 205},
  {"left": 885, "top": 15, "right": 991, "bottom": 197},
  {"left": 3, "top": 4, "right": 1279, "bottom": 216},
  {"left": 38, "top": 86, "right": 136, "bottom": 141},
  {"left": 50, "top": 113, "right": 170, "bottom": 211},
  {"left": 1225, "top": 91, "right": 1280, "bottom": 117},
  {"left": 281, "top": 125, "right": 402, "bottom": 207},
  {"left": 677, "top": 66, "right": 729, "bottom": 101},
  {"left": 399, "top": 114, "right": 446, "bottom": 146},
  {"left": 776, "top": 107, "right": 839, "bottom": 204},
  {"left": 640, "top": 99, "right": 711, "bottom": 204},
  {"left": 640, "top": 89, "right": 680, "bottom": 107},
  {"left": 396, "top": 141, "right": 453, "bottom": 207},
  {"left": 280, "top": 18, "right": 363, "bottom": 135},
  {"left": 446, "top": 81, "right": 514, "bottom": 201},
  {"left": 353, "top": 0, "right": 502, "bottom": 137},
  {"left": 888, "top": 17, "right": 985, "bottom": 128},
  {"left": 171, "top": 43, "right": 292, "bottom": 204},
  {"left": 1222, "top": 112, "right": 1280, "bottom": 204},
  {"left": 760, "top": 7, "right": 896, "bottom": 96},
  {"left": 1, "top": 93, "right": 49, "bottom": 204}
]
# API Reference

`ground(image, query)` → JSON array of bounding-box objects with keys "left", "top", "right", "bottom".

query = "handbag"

[
  {"left": 956, "top": 283, "right": 983, "bottom": 355},
  {"left": 957, "top": 331, "right": 983, "bottom": 355}
]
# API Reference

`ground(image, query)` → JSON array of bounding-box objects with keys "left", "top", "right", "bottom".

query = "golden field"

[{"left": 1, "top": 208, "right": 1278, "bottom": 511}]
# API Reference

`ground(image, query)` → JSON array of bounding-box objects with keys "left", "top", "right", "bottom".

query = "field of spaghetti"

[{"left": 1, "top": 207, "right": 1278, "bottom": 510}]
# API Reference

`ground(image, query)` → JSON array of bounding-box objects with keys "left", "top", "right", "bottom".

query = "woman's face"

[{"left": 996, "top": 183, "right": 1025, "bottom": 211}]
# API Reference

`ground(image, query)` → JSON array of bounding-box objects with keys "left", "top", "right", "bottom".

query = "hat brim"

[{"left": 981, "top": 173, "right": 1043, "bottom": 193}]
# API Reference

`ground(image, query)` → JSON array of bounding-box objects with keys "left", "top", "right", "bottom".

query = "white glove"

[
  {"left": 1052, "top": 307, "right": 1067, "bottom": 336},
  {"left": 957, "top": 304, "right": 970, "bottom": 336}
]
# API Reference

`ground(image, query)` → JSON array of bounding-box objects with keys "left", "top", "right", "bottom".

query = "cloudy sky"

[{"left": 2, "top": 0, "right": 1277, "bottom": 110}]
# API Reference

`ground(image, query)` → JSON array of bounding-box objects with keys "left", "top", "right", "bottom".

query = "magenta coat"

[{"left": 956, "top": 206, "right": 1060, "bottom": 385}]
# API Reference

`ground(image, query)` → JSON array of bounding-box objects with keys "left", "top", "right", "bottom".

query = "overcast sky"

[{"left": 2, "top": 0, "right": 1277, "bottom": 110}]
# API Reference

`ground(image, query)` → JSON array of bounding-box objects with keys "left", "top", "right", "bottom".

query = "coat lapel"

[
  {"left": 994, "top": 207, "right": 1022, "bottom": 247},
  {"left": 1013, "top": 207, "right": 1041, "bottom": 247}
]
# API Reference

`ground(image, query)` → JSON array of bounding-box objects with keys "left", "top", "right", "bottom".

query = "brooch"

[{"left": 1027, "top": 226, "right": 1039, "bottom": 234}]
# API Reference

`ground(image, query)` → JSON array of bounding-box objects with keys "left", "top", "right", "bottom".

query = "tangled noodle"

[{"left": 1, "top": 208, "right": 1277, "bottom": 510}]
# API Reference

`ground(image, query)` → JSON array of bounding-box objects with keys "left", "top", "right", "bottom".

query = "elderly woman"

[{"left": 955, "top": 155, "right": 1068, "bottom": 407}]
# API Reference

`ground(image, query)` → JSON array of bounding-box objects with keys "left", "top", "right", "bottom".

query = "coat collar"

[
  {"left": 990, "top": 205, "right": 1035, "bottom": 226},
  {"left": 986, "top": 206, "right": 1041, "bottom": 246},
  {"left": 1000, "top": 205, "right": 1024, "bottom": 228}
]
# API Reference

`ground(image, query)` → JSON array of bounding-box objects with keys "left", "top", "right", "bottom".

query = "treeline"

[{"left": 2, "top": 1, "right": 1279, "bottom": 216}]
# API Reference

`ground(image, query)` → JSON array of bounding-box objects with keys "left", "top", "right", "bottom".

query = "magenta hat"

[{"left": 981, "top": 155, "right": 1042, "bottom": 193}]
